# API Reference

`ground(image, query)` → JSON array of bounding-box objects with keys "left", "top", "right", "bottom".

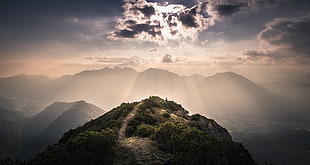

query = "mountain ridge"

[
  {"left": 0, "top": 67, "right": 297, "bottom": 120},
  {"left": 25, "top": 96, "right": 256, "bottom": 165}
]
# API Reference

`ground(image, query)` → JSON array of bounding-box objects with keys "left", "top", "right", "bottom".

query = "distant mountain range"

[{"left": 1, "top": 67, "right": 307, "bottom": 120}]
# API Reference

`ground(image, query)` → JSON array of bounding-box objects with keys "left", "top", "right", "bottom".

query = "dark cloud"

[
  {"left": 241, "top": 14, "right": 310, "bottom": 64},
  {"left": 130, "top": 24, "right": 161, "bottom": 37},
  {"left": 162, "top": 54, "right": 173, "bottom": 63},
  {"left": 205, "top": 0, "right": 285, "bottom": 20},
  {"left": 125, "top": 20, "right": 137, "bottom": 25},
  {"left": 179, "top": 14, "right": 197, "bottom": 27},
  {"left": 115, "top": 30, "right": 137, "bottom": 38},
  {"left": 214, "top": 4, "right": 244, "bottom": 17},
  {"left": 132, "top": 5, "right": 156, "bottom": 17},
  {"left": 114, "top": 23, "right": 161, "bottom": 38},
  {"left": 259, "top": 15, "right": 310, "bottom": 56},
  {"left": 149, "top": 0, "right": 197, "bottom": 8},
  {"left": 178, "top": 7, "right": 199, "bottom": 27},
  {"left": 243, "top": 50, "right": 271, "bottom": 57},
  {"left": 149, "top": 48, "right": 157, "bottom": 52}
]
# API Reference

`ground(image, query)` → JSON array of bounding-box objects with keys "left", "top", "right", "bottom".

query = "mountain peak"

[
  {"left": 141, "top": 68, "right": 181, "bottom": 80},
  {"left": 206, "top": 71, "right": 253, "bottom": 83},
  {"left": 212, "top": 71, "right": 244, "bottom": 78},
  {"left": 101, "top": 66, "right": 137, "bottom": 72},
  {"left": 74, "top": 67, "right": 138, "bottom": 77},
  {"left": 29, "top": 97, "right": 256, "bottom": 165},
  {"left": 143, "top": 68, "right": 177, "bottom": 74},
  {"left": 74, "top": 100, "right": 87, "bottom": 104}
]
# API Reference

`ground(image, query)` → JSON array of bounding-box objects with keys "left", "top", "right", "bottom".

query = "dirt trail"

[
  {"left": 122, "top": 137, "right": 163, "bottom": 165},
  {"left": 118, "top": 103, "right": 170, "bottom": 164},
  {"left": 118, "top": 103, "right": 141, "bottom": 140}
]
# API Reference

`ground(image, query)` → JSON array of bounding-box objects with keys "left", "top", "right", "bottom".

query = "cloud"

[
  {"left": 114, "top": 23, "right": 162, "bottom": 38},
  {"left": 107, "top": 0, "right": 284, "bottom": 45},
  {"left": 132, "top": 4, "right": 156, "bottom": 17},
  {"left": 242, "top": 14, "right": 310, "bottom": 64},
  {"left": 243, "top": 49, "right": 271, "bottom": 57},
  {"left": 108, "top": 0, "right": 211, "bottom": 45},
  {"left": 175, "top": 56, "right": 187, "bottom": 63},
  {"left": 162, "top": 54, "right": 172, "bottom": 63},
  {"left": 178, "top": 6, "right": 200, "bottom": 28},
  {"left": 213, "top": 4, "right": 244, "bottom": 17},
  {"left": 66, "top": 17, "right": 79, "bottom": 23},
  {"left": 149, "top": 48, "right": 157, "bottom": 52},
  {"left": 162, "top": 54, "right": 187, "bottom": 63},
  {"left": 204, "top": 0, "right": 281, "bottom": 20},
  {"left": 84, "top": 56, "right": 143, "bottom": 65},
  {"left": 258, "top": 15, "right": 310, "bottom": 56}
]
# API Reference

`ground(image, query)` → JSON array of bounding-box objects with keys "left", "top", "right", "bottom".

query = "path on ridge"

[
  {"left": 118, "top": 103, "right": 141, "bottom": 141},
  {"left": 118, "top": 102, "right": 170, "bottom": 165}
]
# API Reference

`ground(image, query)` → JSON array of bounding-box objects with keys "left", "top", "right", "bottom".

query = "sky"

[{"left": 0, "top": 0, "right": 309, "bottom": 79}]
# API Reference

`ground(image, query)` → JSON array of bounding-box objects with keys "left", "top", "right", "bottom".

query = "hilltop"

[{"left": 13, "top": 96, "right": 257, "bottom": 165}]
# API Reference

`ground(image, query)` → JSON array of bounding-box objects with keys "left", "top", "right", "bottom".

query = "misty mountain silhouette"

[
  {"left": 20, "top": 100, "right": 104, "bottom": 159},
  {"left": 22, "top": 96, "right": 256, "bottom": 165},
  {"left": 198, "top": 72, "right": 282, "bottom": 118},
  {"left": 0, "top": 67, "right": 288, "bottom": 119}
]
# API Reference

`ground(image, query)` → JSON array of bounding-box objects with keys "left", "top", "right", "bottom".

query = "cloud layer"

[
  {"left": 259, "top": 15, "right": 310, "bottom": 56},
  {"left": 108, "top": 0, "right": 284, "bottom": 45},
  {"left": 243, "top": 14, "right": 310, "bottom": 64},
  {"left": 108, "top": 0, "right": 213, "bottom": 44}
]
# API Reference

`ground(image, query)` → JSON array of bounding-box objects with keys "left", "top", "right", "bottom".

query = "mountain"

[
  {"left": 0, "top": 108, "right": 26, "bottom": 159},
  {"left": 21, "top": 96, "right": 256, "bottom": 165},
  {"left": 42, "top": 67, "right": 139, "bottom": 109},
  {"left": 130, "top": 68, "right": 188, "bottom": 102},
  {"left": 0, "top": 67, "right": 140, "bottom": 112},
  {"left": 20, "top": 100, "right": 104, "bottom": 159},
  {"left": 196, "top": 72, "right": 283, "bottom": 119}
]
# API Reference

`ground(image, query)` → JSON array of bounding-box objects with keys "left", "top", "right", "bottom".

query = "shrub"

[
  {"left": 30, "top": 129, "right": 117, "bottom": 165},
  {"left": 136, "top": 124, "right": 156, "bottom": 138},
  {"left": 153, "top": 122, "right": 256, "bottom": 165},
  {"left": 163, "top": 112, "right": 170, "bottom": 118}
]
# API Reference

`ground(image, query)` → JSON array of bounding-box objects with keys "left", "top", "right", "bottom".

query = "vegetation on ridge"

[{"left": 0, "top": 96, "right": 257, "bottom": 165}]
